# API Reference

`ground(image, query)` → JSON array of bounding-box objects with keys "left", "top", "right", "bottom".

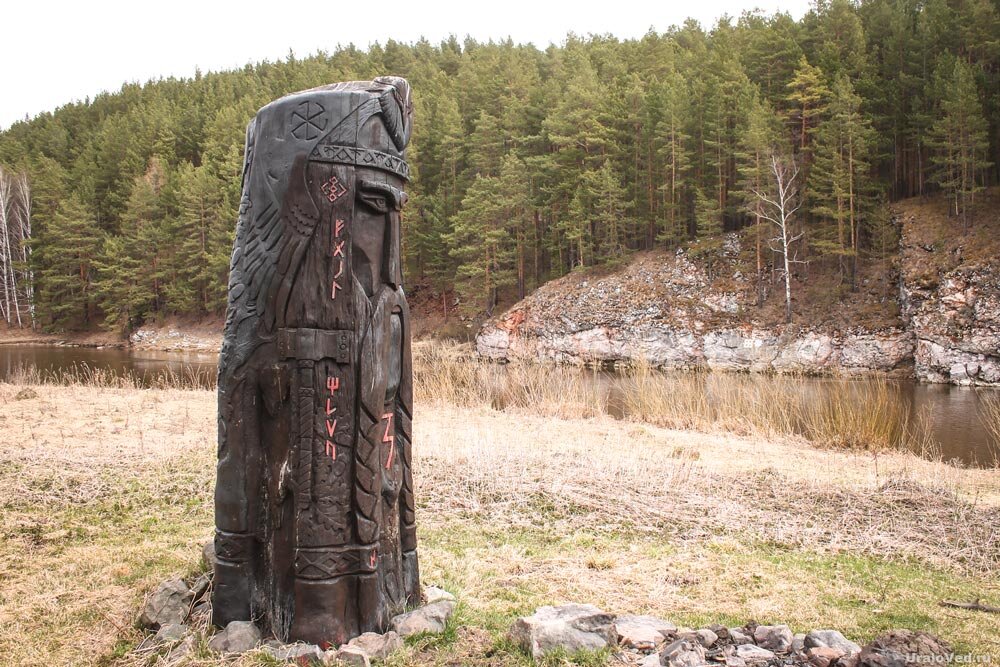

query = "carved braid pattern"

[
  {"left": 398, "top": 403, "right": 416, "bottom": 546},
  {"left": 352, "top": 290, "right": 382, "bottom": 547},
  {"left": 355, "top": 404, "right": 381, "bottom": 545}
]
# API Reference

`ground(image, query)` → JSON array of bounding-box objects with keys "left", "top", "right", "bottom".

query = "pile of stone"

[
  {"left": 508, "top": 604, "right": 952, "bottom": 667},
  {"left": 135, "top": 544, "right": 457, "bottom": 665},
  {"left": 134, "top": 543, "right": 951, "bottom": 666}
]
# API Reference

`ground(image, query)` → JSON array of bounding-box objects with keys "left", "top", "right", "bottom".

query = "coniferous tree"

[
  {"left": 34, "top": 194, "right": 101, "bottom": 329},
  {"left": 809, "top": 75, "right": 877, "bottom": 286},
  {"left": 928, "top": 57, "right": 992, "bottom": 232}
]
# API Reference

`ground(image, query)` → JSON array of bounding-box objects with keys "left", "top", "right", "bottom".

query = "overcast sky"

[{"left": 2, "top": 0, "right": 813, "bottom": 130}]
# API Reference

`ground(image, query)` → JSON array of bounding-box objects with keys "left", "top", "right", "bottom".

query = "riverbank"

[
  {"left": 477, "top": 193, "right": 1000, "bottom": 387},
  {"left": 0, "top": 382, "right": 997, "bottom": 666},
  {"left": 0, "top": 320, "right": 223, "bottom": 353}
]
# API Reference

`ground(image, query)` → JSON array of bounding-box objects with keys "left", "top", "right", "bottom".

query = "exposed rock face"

[
  {"left": 477, "top": 248, "right": 914, "bottom": 377},
  {"left": 477, "top": 220, "right": 1000, "bottom": 386},
  {"left": 902, "top": 266, "right": 1000, "bottom": 385}
]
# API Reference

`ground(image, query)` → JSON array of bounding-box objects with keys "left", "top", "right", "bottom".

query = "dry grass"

[
  {"left": 1, "top": 382, "right": 998, "bottom": 666},
  {"left": 414, "top": 344, "right": 940, "bottom": 456},
  {"left": 979, "top": 392, "right": 1000, "bottom": 467},
  {"left": 5, "top": 361, "right": 216, "bottom": 390},
  {"left": 2, "top": 342, "right": 981, "bottom": 461}
]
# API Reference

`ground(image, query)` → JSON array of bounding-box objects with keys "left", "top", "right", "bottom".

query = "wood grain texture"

[{"left": 213, "top": 78, "right": 419, "bottom": 645}]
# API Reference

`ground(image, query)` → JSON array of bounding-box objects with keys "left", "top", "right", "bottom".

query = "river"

[{"left": 1, "top": 344, "right": 997, "bottom": 467}]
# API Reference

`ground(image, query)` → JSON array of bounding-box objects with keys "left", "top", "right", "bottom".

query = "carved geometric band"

[
  {"left": 295, "top": 544, "right": 378, "bottom": 580},
  {"left": 215, "top": 531, "right": 254, "bottom": 562},
  {"left": 310, "top": 144, "right": 410, "bottom": 181}
]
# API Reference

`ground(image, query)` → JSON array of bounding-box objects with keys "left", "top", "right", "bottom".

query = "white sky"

[{"left": 2, "top": 0, "right": 813, "bottom": 130}]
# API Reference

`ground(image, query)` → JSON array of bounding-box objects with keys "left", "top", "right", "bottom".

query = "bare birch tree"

[
  {"left": 0, "top": 166, "right": 35, "bottom": 328},
  {"left": 753, "top": 154, "right": 805, "bottom": 323},
  {"left": 14, "top": 173, "right": 34, "bottom": 328}
]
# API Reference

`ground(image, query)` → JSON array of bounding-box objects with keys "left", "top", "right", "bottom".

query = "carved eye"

[{"left": 357, "top": 179, "right": 407, "bottom": 212}]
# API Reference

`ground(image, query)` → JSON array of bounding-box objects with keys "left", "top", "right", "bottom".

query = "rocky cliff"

[
  {"left": 477, "top": 197, "right": 1000, "bottom": 386},
  {"left": 897, "top": 199, "right": 1000, "bottom": 385}
]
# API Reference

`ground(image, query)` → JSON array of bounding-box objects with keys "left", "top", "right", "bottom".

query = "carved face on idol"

[{"left": 353, "top": 173, "right": 406, "bottom": 298}]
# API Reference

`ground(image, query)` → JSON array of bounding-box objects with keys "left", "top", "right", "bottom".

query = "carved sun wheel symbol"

[{"left": 290, "top": 101, "right": 327, "bottom": 140}]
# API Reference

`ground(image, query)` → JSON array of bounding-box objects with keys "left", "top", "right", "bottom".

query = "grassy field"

[{"left": 0, "top": 377, "right": 998, "bottom": 666}]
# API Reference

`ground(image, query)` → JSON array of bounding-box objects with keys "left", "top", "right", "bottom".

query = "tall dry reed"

[
  {"left": 414, "top": 342, "right": 935, "bottom": 455},
  {"left": 978, "top": 391, "right": 1000, "bottom": 465},
  {"left": 4, "top": 361, "right": 215, "bottom": 390}
]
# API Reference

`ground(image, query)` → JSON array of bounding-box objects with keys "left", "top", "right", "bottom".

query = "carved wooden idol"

[{"left": 213, "top": 78, "right": 418, "bottom": 645}]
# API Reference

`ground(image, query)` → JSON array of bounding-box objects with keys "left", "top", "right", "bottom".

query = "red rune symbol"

[
  {"left": 327, "top": 376, "right": 340, "bottom": 393},
  {"left": 333, "top": 240, "right": 346, "bottom": 257},
  {"left": 369, "top": 549, "right": 377, "bottom": 568},
  {"left": 381, "top": 412, "right": 395, "bottom": 469},
  {"left": 334, "top": 219, "right": 345, "bottom": 237},
  {"left": 325, "top": 439, "right": 336, "bottom": 460},
  {"left": 331, "top": 279, "right": 342, "bottom": 300},
  {"left": 326, "top": 419, "right": 337, "bottom": 437},
  {"left": 326, "top": 398, "right": 336, "bottom": 416},
  {"left": 321, "top": 176, "right": 347, "bottom": 203}
]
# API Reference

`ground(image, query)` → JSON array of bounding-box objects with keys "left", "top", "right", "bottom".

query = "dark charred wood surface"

[{"left": 213, "top": 78, "right": 419, "bottom": 645}]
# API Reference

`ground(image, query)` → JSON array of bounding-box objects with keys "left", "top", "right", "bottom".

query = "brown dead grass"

[{"left": 0, "top": 383, "right": 998, "bottom": 666}]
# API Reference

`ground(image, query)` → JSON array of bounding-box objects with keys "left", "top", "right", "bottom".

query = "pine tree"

[
  {"left": 34, "top": 194, "right": 101, "bottom": 330},
  {"left": 809, "top": 75, "right": 877, "bottom": 286},
  {"left": 786, "top": 56, "right": 830, "bottom": 151},
  {"left": 652, "top": 71, "right": 693, "bottom": 247},
  {"left": 449, "top": 154, "right": 527, "bottom": 315},
  {"left": 928, "top": 57, "right": 992, "bottom": 232}
]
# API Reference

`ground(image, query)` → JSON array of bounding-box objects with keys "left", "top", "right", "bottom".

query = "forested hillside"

[{"left": 0, "top": 0, "right": 998, "bottom": 334}]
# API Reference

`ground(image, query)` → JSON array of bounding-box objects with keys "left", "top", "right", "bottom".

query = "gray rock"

[
  {"left": 329, "top": 645, "right": 371, "bottom": 667},
  {"left": 140, "top": 578, "right": 190, "bottom": 629},
  {"left": 805, "top": 646, "right": 845, "bottom": 667},
  {"left": 659, "top": 638, "right": 706, "bottom": 667},
  {"left": 169, "top": 635, "right": 198, "bottom": 661},
  {"left": 638, "top": 653, "right": 661, "bottom": 667},
  {"left": 614, "top": 615, "right": 677, "bottom": 650},
  {"left": 693, "top": 628, "right": 718, "bottom": 648},
  {"left": 792, "top": 633, "right": 806, "bottom": 655},
  {"left": 189, "top": 601, "right": 211, "bottom": 624},
  {"left": 423, "top": 586, "right": 456, "bottom": 604},
  {"left": 722, "top": 646, "right": 747, "bottom": 667},
  {"left": 391, "top": 600, "right": 455, "bottom": 637},
  {"left": 735, "top": 644, "right": 776, "bottom": 663},
  {"left": 728, "top": 628, "right": 752, "bottom": 645},
  {"left": 207, "top": 620, "right": 261, "bottom": 654},
  {"left": 202, "top": 540, "right": 216, "bottom": 570},
  {"left": 805, "top": 629, "right": 862, "bottom": 656},
  {"left": 508, "top": 604, "right": 616, "bottom": 661},
  {"left": 347, "top": 631, "right": 403, "bottom": 660},
  {"left": 190, "top": 573, "right": 212, "bottom": 601},
  {"left": 153, "top": 623, "right": 187, "bottom": 646},
  {"left": 263, "top": 642, "right": 325, "bottom": 662},
  {"left": 753, "top": 624, "right": 793, "bottom": 652}
]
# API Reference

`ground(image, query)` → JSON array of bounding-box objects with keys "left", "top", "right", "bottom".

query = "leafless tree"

[
  {"left": 0, "top": 166, "right": 34, "bottom": 328},
  {"left": 752, "top": 154, "right": 806, "bottom": 323},
  {"left": 14, "top": 173, "right": 34, "bottom": 328}
]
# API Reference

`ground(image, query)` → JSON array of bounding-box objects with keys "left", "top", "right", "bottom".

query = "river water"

[{"left": 1, "top": 344, "right": 997, "bottom": 467}]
